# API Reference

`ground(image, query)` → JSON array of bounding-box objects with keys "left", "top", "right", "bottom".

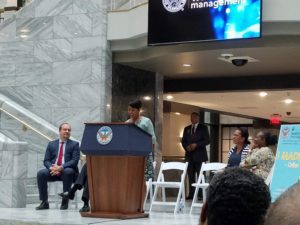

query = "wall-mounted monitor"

[{"left": 148, "top": 0, "right": 262, "bottom": 46}]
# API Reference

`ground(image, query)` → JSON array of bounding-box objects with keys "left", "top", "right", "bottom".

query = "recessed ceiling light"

[
  {"left": 143, "top": 96, "right": 151, "bottom": 101},
  {"left": 20, "top": 28, "right": 29, "bottom": 33},
  {"left": 106, "top": 104, "right": 111, "bottom": 107},
  {"left": 166, "top": 95, "right": 173, "bottom": 100},
  {"left": 175, "top": 112, "right": 181, "bottom": 115},
  {"left": 259, "top": 92, "right": 268, "bottom": 97},
  {"left": 284, "top": 98, "right": 293, "bottom": 104},
  {"left": 20, "top": 34, "right": 28, "bottom": 38},
  {"left": 182, "top": 63, "right": 192, "bottom": 67}
]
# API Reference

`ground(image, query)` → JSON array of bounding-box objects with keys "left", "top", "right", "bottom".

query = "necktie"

[
  {"left": 57, "top": 142, "right": 64, "bottom": 166},
  {"left": 191, "top": 125, "right": 195, "bottom": 135}
]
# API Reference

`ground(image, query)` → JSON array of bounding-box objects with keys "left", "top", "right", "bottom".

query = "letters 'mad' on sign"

[{"left": 270, "top": 124, "right": 300, "bottom": 201}]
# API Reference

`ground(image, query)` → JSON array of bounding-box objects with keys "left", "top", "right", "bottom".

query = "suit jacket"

[
  {"left": 43, "top": 139, "right": 80, "bottom": 174},
  {"left": 181, "top": 124, "right": 210, "bottom": 163}
]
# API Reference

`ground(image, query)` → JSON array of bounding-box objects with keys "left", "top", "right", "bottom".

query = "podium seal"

[{"left": 97, "top": 126, "right": 113, "bottom": 145}]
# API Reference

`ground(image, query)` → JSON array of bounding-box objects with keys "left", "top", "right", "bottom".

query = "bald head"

[{"left": 264, "top": 182, "right": 300, "bottom": 225}]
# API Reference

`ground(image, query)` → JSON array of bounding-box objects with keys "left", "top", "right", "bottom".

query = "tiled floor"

[{"left": 0, "top": 203, "right": 201, "bottom": 225}]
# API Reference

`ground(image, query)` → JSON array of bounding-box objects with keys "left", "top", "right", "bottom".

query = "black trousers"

[
  {"left": 37, "top": 167, "right": 76, "bottom": 201},
  {"left": 187, "top": 161, "right": 202, "bottom": 197},
  {"left": 75, "top": 163, "right": 89, "bottom": 201}
]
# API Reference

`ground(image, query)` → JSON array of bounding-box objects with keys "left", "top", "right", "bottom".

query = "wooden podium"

[{"left": 80, "top": 123, "right": 152, "bottom": 219}]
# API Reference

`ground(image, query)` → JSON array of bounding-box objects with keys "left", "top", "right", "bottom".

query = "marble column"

[{"left": 0, "top": 141, "right": 28, "bottom": 208}]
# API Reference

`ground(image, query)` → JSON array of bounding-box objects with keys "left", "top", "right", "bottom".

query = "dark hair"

[
  {"left": 261, "top": 132, "right": 278, "bottom": 146},
  {"left": 206, "top": 167, "right": 271, "bottom": 225},
  {"left": 129, "top": 99, "right": 142, "bottom": 109},
  {"left": 264, "top": 182, "right": 300, "bottom": 225},
  {"left": 236, "top": 127, "right": 250, "bottom": 145},
  {"left": 191, "top": 112, "right": 199, "bottom": 116},
  {"left": 59, "top": 122, "right": 70, "bottom": 131}
]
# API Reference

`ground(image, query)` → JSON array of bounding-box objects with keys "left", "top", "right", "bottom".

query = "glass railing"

[{"left": 110, "top": 0, "right": 147, "bottom": 11}]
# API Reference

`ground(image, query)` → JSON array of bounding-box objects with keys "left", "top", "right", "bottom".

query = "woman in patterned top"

[
  {"left": 241, "top": 131, "right": 277, "bottom": 180},
  {"left": 227, "top": 127, "right": 250, "bottom": 167},
  {"left": 126, "top": 99, "right": 156, "bottom": 181}
]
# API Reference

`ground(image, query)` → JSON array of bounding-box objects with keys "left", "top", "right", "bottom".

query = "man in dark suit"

[
  {"left": 181, "top": 112, "right": 210, "bottom": 199},
  {"left": 36, "top": 122, "right": 80, "bottom": 210}
]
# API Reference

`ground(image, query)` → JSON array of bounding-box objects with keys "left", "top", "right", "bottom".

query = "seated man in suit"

[{"left": 36, "top": 122, "right": 80, "bottom": 210}]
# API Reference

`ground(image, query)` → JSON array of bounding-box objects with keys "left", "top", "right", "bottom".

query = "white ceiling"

[
  {"left": 113, "top": 25, "right": 300, "bottom": 123},
  {"left": 165, "top": 90, "right": 300, "bottom": 123}
]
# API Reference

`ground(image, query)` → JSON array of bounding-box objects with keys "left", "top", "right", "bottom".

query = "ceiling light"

[
  {"left": 20, "top": 28, "right": 29, "bottom": 33},
  {"left": 182, "top": 63, "right": 192, "bottom": 67},
  {"left": 143, "top": 96, "right": 151, "bottom": 101},
  {"left": 175, "top": 112, "right": 181, "bottom": 115},
  {"left": 166, "top": 95, "right": 173, "bottom": 100},
  {"left": 284, "top": 98, "right": 293, "bottom": 104},
  {"left": 259, "top": 92, "right": 268, "bottom": 97},
  {"left": 106, "top": 104, "right": 111, "bottom": 107},
  {"left": 20, "top": 34, "right": 28, "bottom": 38}
]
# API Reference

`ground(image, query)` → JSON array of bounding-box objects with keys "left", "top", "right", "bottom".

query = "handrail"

[{"left": 0, "top": 107, "right": 52, "bottom": 141}]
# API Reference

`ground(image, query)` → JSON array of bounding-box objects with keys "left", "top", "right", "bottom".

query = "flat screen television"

[{"left": 148, "top": 0, "right": 262, "bottom": 46}]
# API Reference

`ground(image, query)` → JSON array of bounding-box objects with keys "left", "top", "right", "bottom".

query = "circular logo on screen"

[
  {"left": 162, "top": 0, "right": 186, "bottom": 13},
  {"left": 97, "top": 126, "right": 113, "bottom": 145}
]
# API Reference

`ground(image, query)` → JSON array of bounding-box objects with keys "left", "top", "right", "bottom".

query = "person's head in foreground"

[
  {"left": 264, "top": 181, "right": 300, "bottom": 225},
  {"left": 200, "top": 167, "right": 271, "bottom": 225}
]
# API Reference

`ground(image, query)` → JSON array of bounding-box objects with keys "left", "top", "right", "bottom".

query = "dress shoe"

[
  {"left": 36, "top": 201, "right": 49, "bottom": 210},
  {"left": 60, "top": 198, "right": 69, "bottom": 210},
  {"left": 58, "top": 191, "right": 74, "bottom": 200},
  {"left": 79, "top": 205, "right": 90, "bottom": 212}
]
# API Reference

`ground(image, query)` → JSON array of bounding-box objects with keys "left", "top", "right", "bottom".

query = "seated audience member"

[
  {"left": 200, "top": 167, "right": 271, "bottom": 225},
  {"left": 264, "top": 181, "right": 300, "bottom": 225},
  {"left": 59, "top": 163, "right": 89, "bottom": 212},
  {"left": 36, "top": 123, "right": 80, "bottom": 210},
  {"left": 227, "top": 127, "right": 250, "bottom": 167},
  {"left": 240, "top": 131, "right": 277, "bottom": 180}
]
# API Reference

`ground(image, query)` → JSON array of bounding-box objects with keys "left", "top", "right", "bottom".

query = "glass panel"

[{"left": 222, "top": 127, "right": 229, "bottom": 139}]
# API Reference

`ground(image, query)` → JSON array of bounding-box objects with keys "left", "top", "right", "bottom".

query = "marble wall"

[
  {"left": 0, "top": 0, "right": 112, "bottom": 179},
  {"left": 0, "top": 141, "right": 28, "bottom": 207}
]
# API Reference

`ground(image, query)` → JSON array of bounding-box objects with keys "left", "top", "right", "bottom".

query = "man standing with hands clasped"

[
  {"left": 181, "top": 112, "right": 210, "bottom": 200},
  {"left": 36, "top": 122, "right": 80, "bottom": 210}
]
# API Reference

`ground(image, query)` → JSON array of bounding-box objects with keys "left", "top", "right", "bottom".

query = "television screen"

[{"left": 148, "top": 0, "right": 262, "bottom": 45}]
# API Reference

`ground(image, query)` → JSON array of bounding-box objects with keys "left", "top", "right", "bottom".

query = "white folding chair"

[
  {"left": 49, "top": 182, "right": 79, "bottom": 209},
  {"left": 149, "top": 161, "right": 188, "bottom": 214},
  {"left": 144, "top": 161, "right": 157, "bottom": 208},
  {"left": 190, "top": 162, "right": 227, "bottom": 214},
  {"left": 265, "top": 164, "right": 274, "bottom": 186}
]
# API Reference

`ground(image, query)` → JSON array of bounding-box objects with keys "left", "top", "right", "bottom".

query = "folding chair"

[
  {"left": 265, "top": 164, "right": 274, "bottom": 186},
  {"left": 144, "top": 161, "right": 157, "bottom": 208},
  {"left": 149, "top": 161, "right": 188, "bottom": 214},
  {"left": 49, "top": 181, "right": 79, "bottom": 209},
  {"left": 190, "top": 162, "right": 227, "bottom": 214}
]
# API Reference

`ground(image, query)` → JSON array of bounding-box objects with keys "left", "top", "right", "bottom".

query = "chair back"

[
  {"left": 265, "top": 164, "right": 274, "bottom": 186},
  {"left": 202, "top": 162, "right": 227, "bottom": 172},
  {"left": 157, "top": 161, "right": 188, "bottom": 182},
  {"left": 197, "top": 162, "right": 227, "bottom": 184}
]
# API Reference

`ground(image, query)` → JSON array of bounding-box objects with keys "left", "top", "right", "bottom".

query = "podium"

[{"left": 80, "top": 122, "right": 152, "bottom": 219}]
